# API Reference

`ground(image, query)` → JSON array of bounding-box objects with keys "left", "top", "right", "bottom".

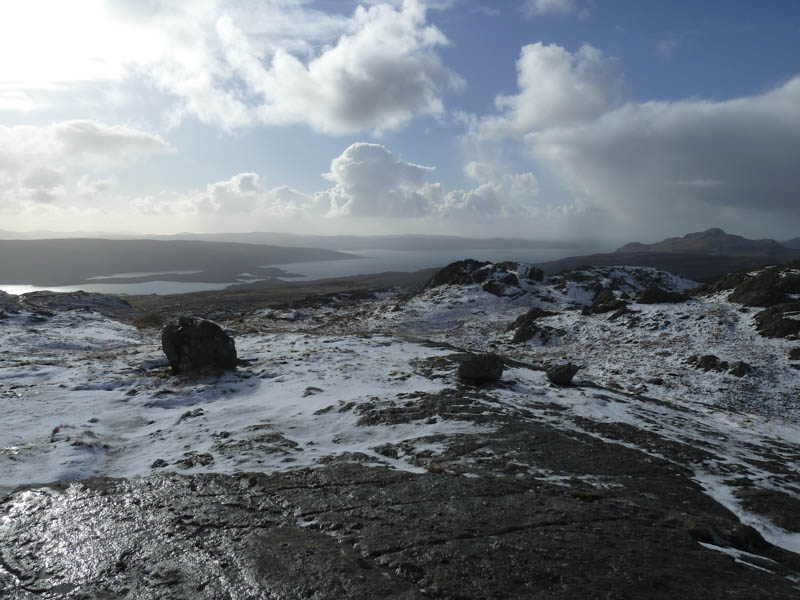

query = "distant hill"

[
  {"left": 540, "top": 228, "right": 800, "bottom": 282},
  {"left": 150, "top": 232, "right": 583, "bottom": 252},
  {"left": 0, "top": 229, "right": 584, "bottom": 252},
  {"left": 781, "top": 237, "right": 800, "bottom": 250},
  {"left": 0, "top": 239, "right": 353, "bottom": 286},
  {"left": 616, "top": 228, "right": 791, "bottom": 257}
]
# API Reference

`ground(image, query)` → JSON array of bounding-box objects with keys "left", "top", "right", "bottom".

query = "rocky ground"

[{"left": 2, "top": 260, "right": 800, "bottom": 598}]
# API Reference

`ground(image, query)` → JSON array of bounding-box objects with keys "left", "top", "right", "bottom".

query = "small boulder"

[
  {"left": 687, "top": 354, "right": 728, "bottom": 372},
  {"left": 457, "top": 353, "right": 504, "bottom": 383},
  {"left": 728, "top": 361, "right": 752, "bottom": 377},
  {"left": 789, "top": 348, "right": 800, "bottom": 361},
  {"left": 162, "top": 316, "right": 237, "bottom": 374},
  {"left": 546, "top": 363, "right": 580, "bottom": 386}
]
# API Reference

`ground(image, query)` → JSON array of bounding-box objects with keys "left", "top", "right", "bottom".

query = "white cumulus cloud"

[
  {"left": 131, "top": 172, "right": 313, "bottom": 219},
  {"left": 315, "top": 145, "right": 544, "bottom": 220},
  {"left": 214, "top": 0, "right": 463, "bottom": 134},
  {"left": 0, "top": 120, "right": 169, "bottom": 210},
  {"left": 316, "top": 143, "right": 437, "bottom": 217},
  {"left": 478, "top": 42, "right": 622, "bottom": 139},
  {"left": 436, "top": 162, "right": 541, "bottom": 217}
]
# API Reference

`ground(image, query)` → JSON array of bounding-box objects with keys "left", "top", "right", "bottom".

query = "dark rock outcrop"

[
  {"left": 723, "top": 263, "right": 800, "bottom": 307},
  {"left": 687, "top": 355, "right": 729, "bottom": 372},
  {"left": 481, "top": 281, "right": 507, "bottom": 296},
  {"left": 506, "top": 307, "right": 558, "bottom": 343},
  {"left": 427, "top": 260, "right": 543, "bottom": 297},
  {"left": 456, "top": 353, "right": 504, "bottom": 383},
  {"left": 546, "top": 363, "right": 580, "bottom": 386},
  {"left": 789, "top": 348, "right": 800, "bottom": 361},
  {"left": 161, "top": 316, "right": 237, "bottom": 374},
  {"left": 506, "top": 307, "right": 556, "bottom": 331},
  {"left": 583, "top": 287, "right": 628, "bottom": 315},
  {"left": 754, "top": 303, "right": 800, "bottom": 338},
  {"left": 636, "top": 287, "right": 689, "bottom": 304},
  {"left": 427, "top": 260, "right": 492, "bottom": 287}
]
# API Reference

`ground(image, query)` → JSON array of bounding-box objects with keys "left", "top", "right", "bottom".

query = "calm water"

[
  {"left": 270, "top": 247, "right": 592, "bottom": 281},
  {"left": 0, "top": 246, "right": 598, "bottom": 296}
]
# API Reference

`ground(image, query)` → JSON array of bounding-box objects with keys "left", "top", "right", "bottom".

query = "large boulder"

[
  {"left": 161, "top": 316, "right": 237, "bottom": 374},
  {"left": 456, "top": 353, "right": 504, "bottom": 383}
]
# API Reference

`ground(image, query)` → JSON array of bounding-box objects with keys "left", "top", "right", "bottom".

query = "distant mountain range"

[
  {"left": 0, "top": 229, "right": 583, "bottom": 252},
  {"left": 617, "top": 228, "right": 791, "bottom": 256},
  {"left": 2, "top": 228, "right": 799, "bottom": 290},
  {"left": 782, "top": 237, "right": 800, "bottom": 250},
  {"left": 152, "top": 232, "right": 584, "bottom": 252},
  {"left": 540, "top": 228, "right": 800, "bottom": 282}
]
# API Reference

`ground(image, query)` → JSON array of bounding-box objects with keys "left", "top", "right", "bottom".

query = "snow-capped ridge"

[{"left": 417, "top": 260, "right": 698, "bottom": 310}]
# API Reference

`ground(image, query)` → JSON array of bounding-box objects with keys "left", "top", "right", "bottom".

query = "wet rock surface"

[{"left": 3, "top": 417, "right": 800, "bottom": 600}]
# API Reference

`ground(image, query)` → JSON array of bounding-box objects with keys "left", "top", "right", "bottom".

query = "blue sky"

[{"left": 1, "top": 0, "right": 799, "bottom": 242}]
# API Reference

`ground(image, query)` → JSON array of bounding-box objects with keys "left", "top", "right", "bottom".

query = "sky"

[{"left": 1, "top": 0, "right": 799, "bottom": 243}]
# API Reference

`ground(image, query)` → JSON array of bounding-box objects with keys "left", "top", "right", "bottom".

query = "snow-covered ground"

[
  {"left": 2, "top": 262, "right": 800, "bottom": 562},
  {"left": 0, "top": 311, "right": 490, "bottom": 496}
]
